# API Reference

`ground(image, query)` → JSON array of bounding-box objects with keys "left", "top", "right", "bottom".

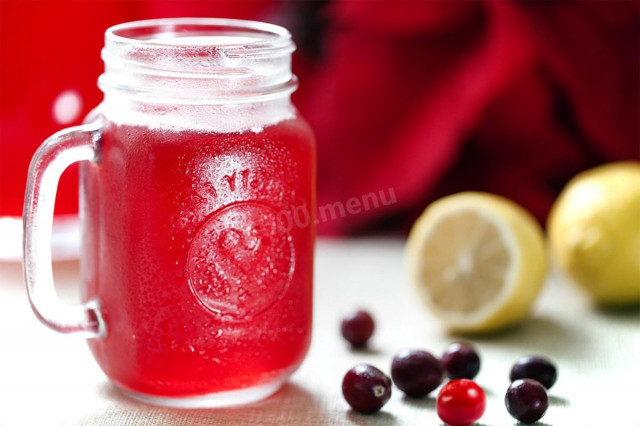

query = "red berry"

[
  {"left": 441, "top": 342, "right": 480, "bottom": 380},
  {"left": 391, "top": 349, "right": 443, "bottom": 397},
  {"left": 341, "top": 310, "right": 375, "bottom": 348},
  {"left": 510, "top": 356, "right": 557, "bottom": 389},
  {"left": 437, "top": 379, "right": 486, "bottom": 426},
  {"left": 505, "top": 379, "right": 549, "bottom": 423},
  {"left": 342, "top": 364, "right": 391, "bottom": 414}
]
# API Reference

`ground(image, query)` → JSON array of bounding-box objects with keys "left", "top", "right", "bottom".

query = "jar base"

[{"left": 116, "top": 376, "right": 288, "bottom": 408}]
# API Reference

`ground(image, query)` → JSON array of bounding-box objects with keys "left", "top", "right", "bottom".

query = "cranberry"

[
  {"left": 342, "top": 364, "right": 391, "bottom": 414},
  {"left": 505, "top": 379, "right": 549, "bottom": 423},
  {"left": 437, "top": 379, "right": 486, "bottom": 426},
  {"left": 341, "top": 310, "right": 375, "bottom": 348},
  {"left": 510, "top": 356, "right": 557, "bottom": 389},
  {"left": 391, "top": 349, "right": 443, "bottom": 397},
  {"left": 441, "top": 342, "right": 481, "bottom": 380}
]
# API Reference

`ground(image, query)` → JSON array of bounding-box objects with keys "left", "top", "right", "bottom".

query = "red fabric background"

[{"left": 1, "top": 0, "right": 638, "bottom": 234}]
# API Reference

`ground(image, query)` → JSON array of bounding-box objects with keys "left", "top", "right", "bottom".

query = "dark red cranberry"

[
  {"left": 391, "top": 349, "right": 443, "bottom": 397},
  {"left": 510, "top": 356, "right": 557, "bottom": 389},
  {"left": 505, "top": 379, "right": 549, "bottom": 423},
  {"left": 342, "top": 364, "right": 392, "bottom": 414},
  {"left": 341, "top": 310, "right": 375, "bottom": 348},
  {"left": 441, "top": 342, "right": 481, "bottom": 380},
  {"left": 437, "top": 379, "right": 486, "bottom": 426}
]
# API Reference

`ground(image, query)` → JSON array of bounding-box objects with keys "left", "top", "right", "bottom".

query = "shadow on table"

[
  {"left": 400, "top": 395, "right": 435, "bottom": 409},
  {"left": 595, "top": 302, "right": 640, "bottom": 323},
  {"left": 548, "top": 394, "right": 570, "bottom": 407},
  {"left": 517, "top": 423, "right": 551, "bottom": 426},
  {"left": 346, "top": 409, "right": 400, "bottom": 425},
  {"left": 465, "top": 315, "right": 592, "bottom": 361},
  {"left": 95, "top": 381, "right": 328, "bottom": 425},
  {"left": 347, "top": 345, "right": 384, "bottom": 356}
]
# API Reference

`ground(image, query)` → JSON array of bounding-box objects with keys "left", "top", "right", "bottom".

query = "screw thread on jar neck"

[{"left": 98, "top": 18, "right": 297, "bottom": 105}]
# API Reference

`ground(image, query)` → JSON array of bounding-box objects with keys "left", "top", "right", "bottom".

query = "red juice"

[{"left": 80, "top": 116, "right": 315, "bottom": 397}]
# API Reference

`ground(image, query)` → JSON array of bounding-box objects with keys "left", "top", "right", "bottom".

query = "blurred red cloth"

[
  {"left": 296, "top": 0, "right": 640, "bottom": 234},
  {"left": 1, "top": 0, "right": 638, "bottom": 234}
]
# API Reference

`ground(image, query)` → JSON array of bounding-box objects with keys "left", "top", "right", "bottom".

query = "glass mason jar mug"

[{"left": 23, "top": 18, "right": 316, "bottom": 407}]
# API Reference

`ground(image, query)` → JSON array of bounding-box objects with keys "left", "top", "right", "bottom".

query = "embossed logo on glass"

[{"left": 187, "top": 202, "right": 295, "bottom": 320}]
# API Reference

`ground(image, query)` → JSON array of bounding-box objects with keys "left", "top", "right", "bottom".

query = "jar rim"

[
  {"left": 105, "top": 17, "right": 295, "bottom": 57},
  {"left": 99, "top": 18, "right": 297, "bottom": 104}
]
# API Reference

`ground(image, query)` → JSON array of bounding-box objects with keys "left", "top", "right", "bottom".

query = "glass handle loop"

[{"left": 23, "top": 120, "right": 105, "bottom": 338}]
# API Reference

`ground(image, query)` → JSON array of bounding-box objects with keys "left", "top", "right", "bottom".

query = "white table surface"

[{"left": 1, "top": 238, "right": 639, "bottom": 425}]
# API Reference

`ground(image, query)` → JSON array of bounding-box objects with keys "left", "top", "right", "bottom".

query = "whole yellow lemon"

[{"left": 548, "top": 162, "right": 640, "bottom": 306}]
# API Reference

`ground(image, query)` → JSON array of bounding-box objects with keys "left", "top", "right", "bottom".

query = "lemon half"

[{"left": 407, "top": 192, "right": 547, "bottom": 333}]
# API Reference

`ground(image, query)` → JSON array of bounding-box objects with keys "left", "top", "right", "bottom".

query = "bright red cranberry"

[
  {"left": 341, "top": 310, "right": 375, "bottom": 348},
  {"left": 441, "top": 342, "right": 481, "bottom": 380},
  {"left": 505, "top": 379, "right": 549, "bottom": 423},
  {"left": 510, "top": 356, "right": 557, "bottom": 389},
  {"left": 342, "top": 364, "right": 391, "bottom": 414},
  {"left": 437, "top": 379, "right": 486, "bottom": 426},
  {"left": 391, "top": 349, "right": 443, "bottom": 397}
]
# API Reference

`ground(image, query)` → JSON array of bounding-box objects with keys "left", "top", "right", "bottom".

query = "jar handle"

[{"left": 23, "top": 120, "right": 105, "bottom": 338}]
